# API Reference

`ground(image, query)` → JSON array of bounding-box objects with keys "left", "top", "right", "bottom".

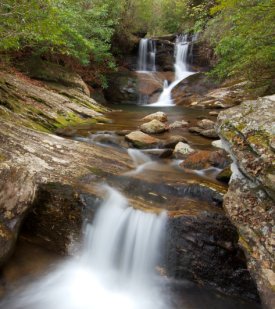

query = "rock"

[
  {"left": 216, "top": 95, "right": 275, "bottom": 308},
  {"left": 125, "top": 131, "right": 160, "bottom": 148},
  {"left": 141, "top": 111, "right": 168, "bottom": 123},
  {"left": 188, "top": 127, "right": 203, "bottom": 134},
  {"left": 161, "top": 135, "right": 189, "bottom": 149},
  {"left": 212, "top": 140, "right": 223, "bottom": 149},
  {"left": 140, "top": 119, "right": 168, "bottom": 134},
  {"left": 159, "top": 149, "right": 174, "bottom": 159},
  {"left": 0, "top": 168, "right": 36, "bottom": 264},
  {"left": 19, "top": 59, "right": 90, "bottom": 96},
  {"left": 197, "top": 119, "right": 215, "bottom": 130},
  {"left": 216, "top": 166, "right": 232, "bottom": 183},
  {"left": 181, "top": 150, "right": 231, "bottom": 170},
  {"left": 104, "top": 71, "right": 139, "bottom": 104},
  {"left": 169, "top": 120, "right": 189, "bottom": 129},
  {"left": 0, "top": 119, "right": 133, "bottom": 261},
  {"left": 22, "top": 182, "right": 99, "bottom": 255},
  {"left": 0, "top": 71, "right": 106, "bottom": 133},
  {"left": 173, "top": 142, "right": 194, "bottom": 159},
  {"left": 200, "top": 129, "right": 219, "bottom": 139},
  {"left": 209, "top": 111, "right": 219, "bottom": 116}
]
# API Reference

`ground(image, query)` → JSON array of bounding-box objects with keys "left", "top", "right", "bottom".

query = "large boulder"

[{"left": 216, "top": 95, "right": 275, "bottom": 308}]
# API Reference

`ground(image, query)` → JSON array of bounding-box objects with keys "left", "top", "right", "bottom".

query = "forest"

[{"left": 1, "top": 0, "right": 274, "bottom": 90}]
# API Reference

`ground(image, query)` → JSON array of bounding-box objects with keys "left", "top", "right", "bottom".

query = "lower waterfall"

[{"left": 1, "top": 186, "right": 167, "bottom": 309}]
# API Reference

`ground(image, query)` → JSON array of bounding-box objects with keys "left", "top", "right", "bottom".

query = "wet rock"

[
  {"left": 181, "top": 150, "right": 231, "bottom": 170},
  {"left": 140, "top": 119, "right": 168, "bottom": 134},
  {"left": 216, "top": 166, "right": 232, "bottom": 183},
  {"left": 0, "top": 168, "right": 36, "bottom": 264},
  {"left": 169, "top": 120, "right": 189, "bottom": 130},
  {"left": 173, "top": 142, "right": 195, "bottom": 159},
  {"left": 161, "top": 135, "right": 189, "bottom": 149},
  {"left": 166, "top": 212, "right": 260, "bottom": 302},
  {"left": 217, "top": 95, "right": 275, "bottom": 308},
  {"left": 200, "top": 128, "right": 219, "bottom": 139},
  {"left": 141, "top": 111, "right": 168, "bottom": 123},
  {"left": 125, "top": 131, "right": 160, "bottom": 148},
  {"left": 22, "top": 183, "right": 99, "bottom": 255},
  {"left": 159, "top": 149, "right": 174, "bottom": 159},
  {"left": 197, "top": 119, "right": 215, "bottom": 130}
]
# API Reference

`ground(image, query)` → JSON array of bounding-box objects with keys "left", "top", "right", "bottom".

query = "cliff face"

[{"left": 216, "top": 95, "right": 275, "bottom": 308}]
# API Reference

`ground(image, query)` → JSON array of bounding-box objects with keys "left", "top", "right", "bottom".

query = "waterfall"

[
  {"left": 150, "top": 35, "right": 194, "bottom": 107},
  {"left": 138, "top": 38, "right": 156, "bottom": 72},
  {"left": 2, "top": 186, "right": 167, "bottom": 309}
]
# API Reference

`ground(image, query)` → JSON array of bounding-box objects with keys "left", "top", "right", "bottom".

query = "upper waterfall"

[
  {"left": 150, "top": 34, "right": 195, "bottom": 107},
  {"left": 138, "top": 38, "right": 156, "bottom": 72}
]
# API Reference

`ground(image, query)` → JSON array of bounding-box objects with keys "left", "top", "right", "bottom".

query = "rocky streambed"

[{"left": 0, "top": 59, "right": 274, "bottom": 308}]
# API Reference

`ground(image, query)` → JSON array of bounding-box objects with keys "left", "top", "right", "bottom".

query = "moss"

[
  {"left": 0, "top": 153, "right": 6, "bottom": 162},
  {"left": 247, "top": 131, "right": 271, "bottom": 148}
]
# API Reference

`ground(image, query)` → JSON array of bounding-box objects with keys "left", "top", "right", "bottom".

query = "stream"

[{"left": 0, "top": 36, "right": 262, "bottom": 309}]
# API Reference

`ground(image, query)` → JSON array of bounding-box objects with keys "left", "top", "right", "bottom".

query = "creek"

[{"left": 0, "top": 36, "right": 261, "bottom": 309}]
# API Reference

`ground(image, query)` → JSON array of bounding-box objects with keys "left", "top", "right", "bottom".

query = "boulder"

[
  {"left": 140, "top": 119, "right": 168, "bottom": 134},
  {"left": 169, "top": 120, "right": 189, "bottom": 130},
  {"left": 200, "top": 128, "right": 219, "bottom": 139},
  {"left": 181, "top": 150, "right": 231, "bottom": 170},
  {"left": 142, "top": 111, "right": 168, "bottom": 123},
  {"left": 197, "top": 119, "right": 215, "bottom": 130},
  {"left": 216, "top": 95, "right": 275, "bottom": 308},
  {"left": 125, "top": 131, "right": 160, "bottom": 148},
  {"left": 173, "top": 142, "right": 194, "bottom": 159}
]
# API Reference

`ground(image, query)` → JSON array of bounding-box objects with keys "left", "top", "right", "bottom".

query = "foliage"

[
  {"left": 205, "top": 0, "right": 275, "bottom": 89},
  {"left": 0, "top": 0, "right": 119, "bottom": 65}
]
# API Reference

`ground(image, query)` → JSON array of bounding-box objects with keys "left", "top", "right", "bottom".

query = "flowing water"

[
  {"left": 0, "top": 187, "right": 168, "bottom": 309},
  {"left": 150, "top": 35, "right": 194, "bottom": 107},
  {"left": 137, "top": 38, "right": 156, "bottom": 72}
]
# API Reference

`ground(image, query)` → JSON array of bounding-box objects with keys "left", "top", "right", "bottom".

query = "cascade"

[
  {"left": 150, "top": 35, "right": 194, "bottom": 107},
  {"left": 137, "top": 38, "right": 156, "bottom": 72},
  {"left": 2, "top": 186, "right": 167, "bottom": 309}
]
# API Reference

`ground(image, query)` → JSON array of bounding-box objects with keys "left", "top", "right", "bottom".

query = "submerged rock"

[
  {"left": 140, "top": 119, "right": 168, "bottom": 134},
  {"left": 217, "top": 95, "right": 275, "bottom": 308}
]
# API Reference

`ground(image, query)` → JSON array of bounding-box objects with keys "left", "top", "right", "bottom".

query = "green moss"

[
  {"left": 0, "top": 153, "right": 6, "bottom": 162},
  {"left": 247, "top": 131, "right": 271, "bottom": 148}
]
